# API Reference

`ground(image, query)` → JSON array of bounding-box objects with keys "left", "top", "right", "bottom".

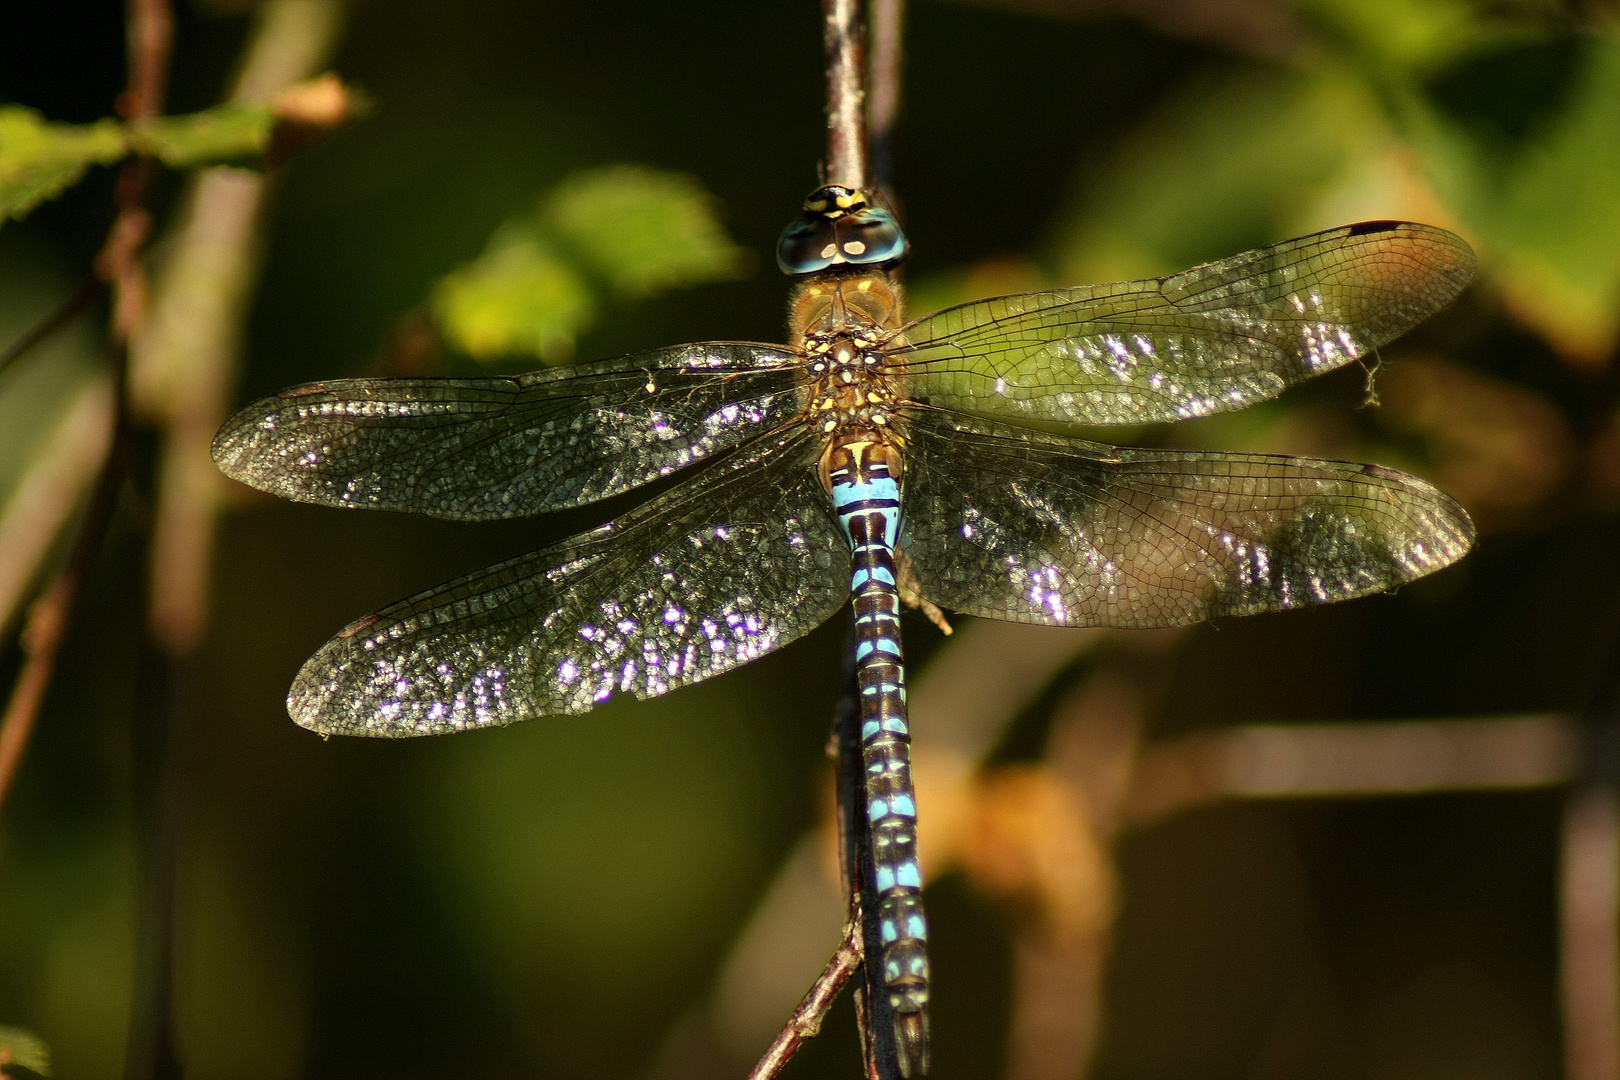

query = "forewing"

[
  {"left": 898, "top": 409, "right": 1473, "bottom": 627},
  {"left": 213, "top": 342, "right": 805, "bottom": 520},
  {"left": 897, "top": 222, "right": 1475, "bottom": 425},
  {"left": 289, "top": 429, "right": 849, "bottom": 736}
]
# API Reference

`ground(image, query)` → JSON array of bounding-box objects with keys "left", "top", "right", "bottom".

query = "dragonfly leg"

[{"left": 896, "top": 547, "right": 953, "bottom": 636}]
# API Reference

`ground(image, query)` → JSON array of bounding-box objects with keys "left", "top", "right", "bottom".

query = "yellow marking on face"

[{"left": 845, "top": 240, "right": 867, "bottom": 255}]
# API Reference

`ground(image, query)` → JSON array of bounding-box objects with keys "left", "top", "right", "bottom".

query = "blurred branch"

[
  {"left": 135, "top": 0, "right": 344, "bottom": 654},
  {"left": 1124, "top": 713, "right": 1577, "bottom": 826},
  {"left": 823, "top": 0, "right": 867, "bottom": 190},
  {"left": 119, "top": 7, "right": 344, "bottom": 1080},
  {"left": 748, "top": 919, "right": 863, "bottom": 1080},
  {"left": 0, "top": 279, "right": 103, "bottom": 382},
  {"left": 0, "top": 418, "right": 127, "bottom": 809},
  {"left": 106, "top": 4, "right": 177, "bottom": 1077},
  {"left": 985, "top": 638, "right": 1174, "bottom": 1080},
  {"left": 122, "top": 0, "right": 174, "bottom": 125},
  {"left": 0, "top": 375, "right": 116, "bottom": 635},
  {"left": 1561, "top": 602, "right": 1620, "bottom": 1080},
  {"left": 0, "top": 0, "right": 175, "bottom": 815},
  {"left": 1562, "top": 785, "right": 1620, "bottom": 1080},
  {"left": 866, "top": 0, "right": 903, "bottom": 192}
]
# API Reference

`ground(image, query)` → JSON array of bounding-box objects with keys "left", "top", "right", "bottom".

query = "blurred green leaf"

[
  {"left": 432, "top": 229, "right": 595, "bottom": 362},
  {"left": 1391, "top": 32, "right": 1620, "bottom": 361},
  {"left": 0, "top": 108, "right": 125, "bottom": 224},
  {"left": 0, "top": 1026, "right": 50, "bottom": 1076},
  {"left": 417, "top": 685, "right": 774, "bottom": 1075},
  {"left": 432, "top": 165, "right": 749, "bottom": 364},
  {"left": 0, "top": 231, "right": 108, "bottom": 502},
  {"left": 1294, "top": 0, "right": 1521, "bottom": 74},
  {"left": 1052, "top": 65, "right": 1375, "bottom": 284},
  {"left": 130, "top": 104, "right": 274, "bottom": 170},
  {"left": 544, "top": 165, "right": 748, "bottom": 297}
]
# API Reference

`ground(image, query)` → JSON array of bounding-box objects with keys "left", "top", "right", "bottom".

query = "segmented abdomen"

[{"left": 828, "top": 437, "right": 930, "bottom": 1078}]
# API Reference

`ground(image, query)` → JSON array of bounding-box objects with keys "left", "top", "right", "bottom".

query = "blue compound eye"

[{"left": 777, "top": 186, "right": 910, "bottom": 276}]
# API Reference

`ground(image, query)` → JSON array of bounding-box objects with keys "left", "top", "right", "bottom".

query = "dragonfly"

[{"left": 213, "top": 187, "right": 1476, "bottom": 1076}]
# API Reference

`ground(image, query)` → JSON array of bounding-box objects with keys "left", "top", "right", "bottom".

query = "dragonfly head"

[{"left": 777, "top": 185, "right": 910, "bottom": 276}]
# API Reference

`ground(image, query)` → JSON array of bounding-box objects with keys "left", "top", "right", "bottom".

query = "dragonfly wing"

[
  {"left": 898, "top": 408, "right": 1473, "bottom": 627},
  {"left": 289, "top": 428, "right": 849, "bottom": 736},
  {"left": 213, "top": 342, "right": 804, "bottom": 520},
  {"left": 897, "top": 222, "right": 1474, "bottom": 425}
]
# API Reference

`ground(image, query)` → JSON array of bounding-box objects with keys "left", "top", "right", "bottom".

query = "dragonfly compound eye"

[{"left": 777, "top": 189, "right": 911, "bottom": 275}]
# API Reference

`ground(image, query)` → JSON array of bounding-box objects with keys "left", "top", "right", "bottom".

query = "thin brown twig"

[
  {"left": 137, "top": 0, "right": 344, "bottom": 656},
  {"left": 122, "top": 0, "right": 174, "bottom": 124},
  {"left": 748, "top": 919, "right": 865, "bottom": 1080},
  {"left": 0, "top": 377, "right": 129, "bottom": 808},
  {"left": 0, "top": 280, "right": 104, "bottom": 382},
  {"left": 0, "top": 376, "right": 117, "bottom": 635},
  {"left": 0, "top": 0, "right": 172, "bottom": 811},
  {"left": 823, "top": 0, "right": 868, "bottom": 190}
]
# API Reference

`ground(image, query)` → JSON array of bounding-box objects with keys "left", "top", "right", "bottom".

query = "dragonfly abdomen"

[{"left": 828, "top": 436, "right": 931, "bottom": 1077}]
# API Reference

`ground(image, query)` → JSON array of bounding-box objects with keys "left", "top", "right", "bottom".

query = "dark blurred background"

[{"left": 1, "top": 1, "right": 1618, "bottom": 1078}]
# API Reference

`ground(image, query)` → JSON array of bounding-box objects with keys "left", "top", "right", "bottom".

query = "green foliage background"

[{"left": 2, "top": 1, "right": 1618, "bottom": 1079}]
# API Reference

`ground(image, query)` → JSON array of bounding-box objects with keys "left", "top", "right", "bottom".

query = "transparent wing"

[
  {"left": 289, "top": 428, "right": 849, "bottom": 736},
  {"left": 895, "top": 222, "right": 1475, "bottom": 425},
  {"left": 898, "top": 408, "right": 1473, "bottom": 627},
  {"left": 213, "top": 342, "right": 805, "bottom": 520}
]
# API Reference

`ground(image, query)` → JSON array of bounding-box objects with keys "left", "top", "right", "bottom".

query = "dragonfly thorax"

[{"left": 794, "top": 274, "right": 907, "bottom": 445}]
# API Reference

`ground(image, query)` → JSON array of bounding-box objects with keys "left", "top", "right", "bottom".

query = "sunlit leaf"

[
  {"left": 1392, "top": 33, "right": 1620, "bottom": 363},
  {"left": 544, "top": 165, "right": 748, "bottom": 297},
  {"left": 1051, "top": 66, "right": 1378, "bottom": 284},
  {"left": 0, "top": 1026, "right": 50, "bottom": 1076},
  {"left": 1293, "top": 0, "right": 1517, "bottom": 74},
  {"left": 431, "top": 165, "right": 749, "bottom": 363},
  {"left": 0, "top": 108, "right": 125, "bottom": 224},
  {"left": 432, "top": 229, "right": 594, "bottom": 362},
  {"left": 130, "top": 104, "right": 274, "bottom": 170}
]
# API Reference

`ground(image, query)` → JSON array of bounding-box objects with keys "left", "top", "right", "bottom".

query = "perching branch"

[
  {"left": 822, "top": 0, "right": 868, "bottom": 191},
  {"left": 748, "top": 919, "right": 864, "bottom": 1080},
  {"left": 753, "top": 7, "right": 906, "bottom": 1073}
]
